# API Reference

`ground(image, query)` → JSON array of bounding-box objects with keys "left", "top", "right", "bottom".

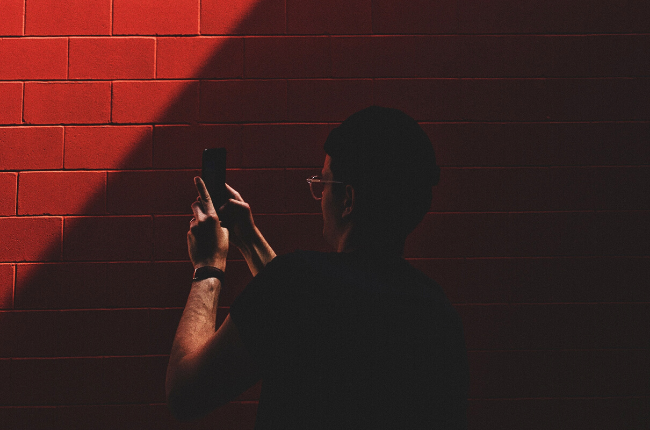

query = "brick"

[
  {"left": 18, "top": 171, "right": 106, "bottom": 215},
  {"left": 157, "top": 36, "right": 243, "bottom": 79},
  {"left": 112, "top": 80, "right": 199, "bottom": 124},
  {"left": 8, "top": 359, "right": 57, "bottom": 405},
  {"left": 588, "top": 0, "right": 650, "bottom": 33},
  {"left": 592, "top": 349, "right": 649, "bottom": 397},
  {"left": 506, "top": 212, "right": 596, "bottom": 258},
  {"left": 240, "top": 123, "right": 331, "bottom": 168},
  {"left": 201, "top": 0, "right": 285, "bottom": 35},
  {"left": 0, "top": 127, "right": 63, "bottom": 170},
  {"left": 287, "top": 79, "right": 373, "bottom": 122},
  {"left": 0, "top": 265, "right": 13, "bottom": 309},
  {"left": 470, "top": 350, "right": 596, "bottom": 398},
  {"left": 0, "top": 173, "right": 16, "bottom": 216},
  {"left": 588, "top": 35, "right": 650, "bottom": 78},
  {"left": 456, "top": 304, "right": 512, "bottom": 351},
  {"left": 591, "top": 211, "right": 650, "bottom": 257},
  {"left": 148, "top": 402, "right": 259, "bottom": 430},
  {"left": 0, "top": 217, "right": 62, "bottom": 262},
  {"left": 1, "top": 311, "right": 57, "bottom": 357},
  {"left": 245, "top": 36, "right": 331, "bottom": 78},
  {"left": 547, "top": 78, "right": 650, "bottom": 122},
  {"left": 593, "top": 166, "right": 650, "bottom": 210},
  {"left": 469, "top": 398, "right": 594, "bottom": 430},
  {"left": 456, "top": 35, "right": 589, "bottom": 79},
  {"left": 373, "top": 79, "right": 461, "bottom": 122},
  {"left": 153, "top": 124, "right": 242, "bottom": 169},
  {"left": 408, "top": 258, "right": 512, "bottom": 304},
  {"left": 63, "top": 216, "right": 152, "bottom": 261},
  {"left": 24, "top": 82, "right": 111, "bottom": 125},
  {"left": 591, "top": 397, "right": 650, "bottom": 430},
  {"left": 25, "top": 0, "right": 110, "bottom": 35},
  {"left": 56, "top": 309, "right": 149, "bottom": 357},
  {"left": 371, "top": 0, "right": 458, "bottom": 34},
  {"left": 68, "top": 37, "right": 155, "bottom": 80},
  {"left": 593, "top": 303, "right": 650, "bottom": 349},
  {"left": 459, "top": 78, "right": 548, "bottom": 121},
  {"left": 455, "top": 0, "right": 634, "bottom": 35},
  {"left": 0, "top": 407, "right": 57, "bottom": 430},
  {"left": 222, "top": 169, "right": 302, "bottom": 214},
  {"left": 405, "top": 213, "right": 512, "bottom": 258},
  {"left": 53, "top": 404, "right": 154, "bottom": 430},
  {"left": 147, "top": 308, "right": 182, "bottom": 355},
  {"left": 199, "top": 80, "right": 287, "bottom": 123},
  {"left": 106, "top": 170, "right": 197, "bottom": 215},
  {"left": 508, "top": 211, "right": 650, "bottom": 258},
  {"left": 0, "top": 0, "right": 24, "bottom": 35},
  {"left": 512, "top": 257, "right": 650, "bottom": 303},
  {"left": 64, "top": 126, "right": 152, "bottom": 169},
  {"left": 15, "top": 262, "right": 193, "bottom": 310},
  {"left": 3, "top": 309, "right": 150, "bottom": 357},
  {"left": 113, "top": 0, "right": 199, "bottom": 35},
  {"left": 332, "top": 36, "right": 459, "bottom": 78},
  {"left": 153, "top": 215, "right": 193, "bottom": 261},
  {"left": 0, "top": 38, "right": 67, "bottom": 79},
  {"left": 510, "top": 304, "right": 594, "bottom": 350},
  {"left": 217, "top": 210, "right": 650, "bottom": 262},
  {"left": 287, "top": 0, "right": 371, "bottom": 34},
  {"left": 424, "top": 122, "right": 650, "bottom": 167},
  {"left": 0, "top": 82, "right": 23, "bottom": 124},
  {"left": 102, "top": 356, "right": 165, "bottom": 404},
  {"left": 54, "top": 357, "right": 106, "bottom": 405},
  {"left": 253, "top": 214, "right": 329, "bottom": 255},
  {"left": 439, "top": 167, "right": 615, "bottom": 212}
]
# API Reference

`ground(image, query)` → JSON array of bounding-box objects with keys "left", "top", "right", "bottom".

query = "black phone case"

[{"left": 202, "top": 148, "right": 227, "bottom": 210}]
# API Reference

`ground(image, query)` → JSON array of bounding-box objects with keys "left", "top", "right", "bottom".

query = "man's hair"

[{"left": 323, "top": 106, "right": 440, "bottom": 240}]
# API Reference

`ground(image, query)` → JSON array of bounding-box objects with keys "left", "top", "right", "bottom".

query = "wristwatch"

[{"left": 192, "top": 266, "right": 225, "bottom": 282}]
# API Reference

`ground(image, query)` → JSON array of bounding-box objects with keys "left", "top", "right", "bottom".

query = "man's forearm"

[
  {"left": 167, "top": 277, "right": 221, "bottom": 388},
  {"left": 239, "top": 226, "right": 276, "bottom": 277}
]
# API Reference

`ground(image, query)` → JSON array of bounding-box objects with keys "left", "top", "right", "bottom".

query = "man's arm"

[{"left": 166, "top": 178, "right": 259, "bottom": 421}]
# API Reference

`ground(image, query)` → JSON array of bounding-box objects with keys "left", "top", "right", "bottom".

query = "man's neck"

[{"left": 336, "top": 226, "right": 405, "bottom": 257}]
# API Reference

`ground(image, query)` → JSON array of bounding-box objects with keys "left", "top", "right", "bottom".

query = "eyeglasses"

[{"left": 306, "top": 175, "right": 344, "bottom": 200}]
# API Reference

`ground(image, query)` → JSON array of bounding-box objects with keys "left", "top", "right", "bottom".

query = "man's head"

[{"left": 321, "top": 106, "right": 440, "bottom": 252}]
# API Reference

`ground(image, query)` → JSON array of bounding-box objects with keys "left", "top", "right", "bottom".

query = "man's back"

[{"left": 230, "top": 250, "right": 469, "bottom": 429}]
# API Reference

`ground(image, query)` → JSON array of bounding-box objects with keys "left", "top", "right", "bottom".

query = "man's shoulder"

[{"left": 264, "top": 250, "right": 340, "bottom": 272}]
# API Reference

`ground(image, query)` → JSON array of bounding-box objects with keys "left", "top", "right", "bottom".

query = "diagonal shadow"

[{"left": 5, "top": 0, "right": 332, "bottom": 426}]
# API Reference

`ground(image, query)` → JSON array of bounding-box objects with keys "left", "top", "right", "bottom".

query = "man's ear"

[{"left": 342, "top": 184, "right": 355, "bottom": 219}]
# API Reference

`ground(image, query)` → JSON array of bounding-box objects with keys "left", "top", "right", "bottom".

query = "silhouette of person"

[{"left": 166, "top": 106, "right": 469, "bottom": 429}]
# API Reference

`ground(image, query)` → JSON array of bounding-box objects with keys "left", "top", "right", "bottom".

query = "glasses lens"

[{"left": 311, "top": 181, "right": 325, "bottom": 199}]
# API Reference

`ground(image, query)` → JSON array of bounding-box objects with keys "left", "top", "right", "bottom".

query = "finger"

[
  {"left": 225, "top": 183, "right": 243, "bottom": 202},
  {"left": 194, "top": 177, "right": 217, "bottom": 215},
  {"left": 191, "top": 200, "right": 206, "bottom": 221}
]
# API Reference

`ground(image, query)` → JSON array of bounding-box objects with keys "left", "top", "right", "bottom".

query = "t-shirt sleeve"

[{"left": 228, "top": 253, "right": 306, "bottom": 372}]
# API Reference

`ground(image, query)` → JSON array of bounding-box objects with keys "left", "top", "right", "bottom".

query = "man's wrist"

[
  {"left": 194, "top": 257, "right": 226, "bottom": 272},
  {"left": 192, "top": 266, "right": 225, "bottom": 282}
]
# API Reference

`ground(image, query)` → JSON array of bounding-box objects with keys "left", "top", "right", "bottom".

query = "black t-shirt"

[{"left": 230, "top": 251, "right": 469, "bottom": 429}]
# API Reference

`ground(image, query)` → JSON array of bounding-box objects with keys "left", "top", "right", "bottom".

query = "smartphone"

[{"left": 201, "top": 148, "right": 228, "bottom": 210}]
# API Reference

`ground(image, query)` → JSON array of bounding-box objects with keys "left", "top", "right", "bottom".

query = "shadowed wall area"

[{"left": 1, "top": 0, "right": 649, "bottom": 428}]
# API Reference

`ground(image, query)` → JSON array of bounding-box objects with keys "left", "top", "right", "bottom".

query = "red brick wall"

[{"left": 1, "top": 0, "right": 648, "bottom": 428}]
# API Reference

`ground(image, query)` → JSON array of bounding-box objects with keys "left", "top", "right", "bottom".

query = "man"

[{"left": 166, "top": 106, "right": 469, "bottom": 429}]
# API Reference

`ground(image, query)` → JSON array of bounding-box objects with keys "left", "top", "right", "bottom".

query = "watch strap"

[{"left": 192, "top": 266, "right": 225, "bottom": 282}]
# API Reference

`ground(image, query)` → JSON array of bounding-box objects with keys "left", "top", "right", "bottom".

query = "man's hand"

[
  {"left": 217, "top": 183, "right": 257, "bottom": 253},
  {"left": 188, "top": 177, "right": 229, "bottom": 270},
  {"left": 218, "top": 183, "right": 276, "bottom": 276}
]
